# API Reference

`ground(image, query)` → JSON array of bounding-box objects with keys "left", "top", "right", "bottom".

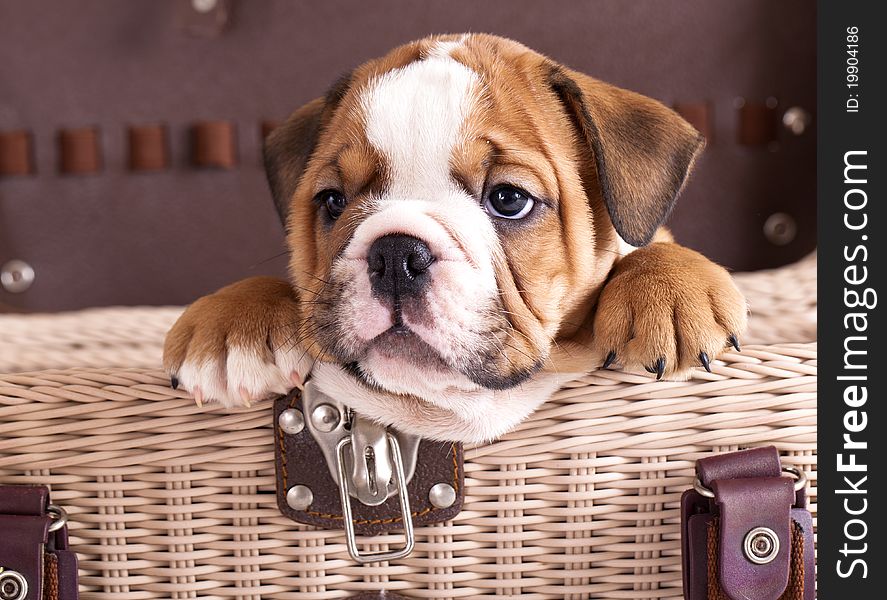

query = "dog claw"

[
  {"left": 728, "top": 334, "right": 741, "bottom": 352},
  {"left": 193, "top": 387, "right": 204, "bottom": 407},
  {"left": 602, "top": 351, "right": 617, "bottom": 369},
  {"left": 170, "top": 375, "right": 179, "bottom": 390},
  {"left": 655, "top": 357, "right": 665, "bottom": 380},
  {"left": 699, "top": 352, "right": 712, "bottom": 373},
  {"left": 239, "top": 387, "right": 252, "bottom": 408},
  {"left": 645, "top": 365, "right": 656, "bottom": 374}
]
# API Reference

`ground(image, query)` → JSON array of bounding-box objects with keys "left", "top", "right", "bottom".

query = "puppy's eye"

[
  {"left": 317, "top": 190, "right": 347, "bottom": 220},
  {"left": 484, "top": 185, "right": 535, "bottom": 219}
]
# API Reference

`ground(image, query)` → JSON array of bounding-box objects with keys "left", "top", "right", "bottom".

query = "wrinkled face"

[{"left": 268, "top": 34, "right": 701, "bottom": 441}]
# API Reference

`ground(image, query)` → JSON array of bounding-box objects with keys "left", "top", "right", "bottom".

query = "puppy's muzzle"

[{"left": 367, "top": 234, "right": 434, "bottom": 300}]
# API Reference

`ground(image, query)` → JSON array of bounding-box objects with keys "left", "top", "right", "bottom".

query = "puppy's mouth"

[
  {"left": 344, "top": 325, "right": 461, "bottom": 392},
  {"left": 369, "top": 326, "right": 451, "bottom": 371}
]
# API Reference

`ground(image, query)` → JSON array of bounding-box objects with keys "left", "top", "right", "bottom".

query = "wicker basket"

[
  {"left": 0, "top": 343, "right": 815, "bottom": 599},
  {"left": 0, "top": 254, "right": 817, "bottom": 598}
]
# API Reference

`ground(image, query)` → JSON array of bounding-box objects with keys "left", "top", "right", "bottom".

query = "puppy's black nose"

[{"left": 368, "top": 234, "right": 434, "bottom": 298}]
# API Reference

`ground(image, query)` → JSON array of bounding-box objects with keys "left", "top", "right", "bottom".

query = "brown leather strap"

[
  {"left": 191, "top": 120, "right": 237, "bottom": 168},
  {"left": 674, "top": 102, "right": 713, "bottom": 143},
  {"left": 274, "top": 390, "right": 464, "bottom": 535},
  {"left": 261, "top": 120, "right": 280, "bottom": 139},
  {"left": 42, "top": 553, "right": 59, "bottom": 600},
  {"left": 737, "top": 101, "right": 779, "bottom": 145},
  {"left": 128, "top": 124, "right": 169, "bottom": 171},
  {"left": 0, "top": 130, "right": 34, "bottom": 176},
  {"left": 58, "top": 127, "right": 102, "bottom": 174}
]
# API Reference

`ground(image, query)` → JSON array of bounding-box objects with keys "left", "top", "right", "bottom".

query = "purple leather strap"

[
  {"left": 0, "top": 485, "right": 49, "bottom": 515},
  {"left": 0, "top": 485, "right": 79, "bottom": 600},
  {"left": 0, "top": 513, "right": 50, "bottom": 600},
  {"left": 697, "top": 446, "right": 781, "bottom": 487},
  {"left": 712, "top": 477, "right": 795, "bottom": 600}
]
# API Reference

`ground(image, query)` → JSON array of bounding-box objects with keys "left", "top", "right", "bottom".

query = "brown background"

[{"left": 0, "top": 0, "right": 815, "bottom": 312}]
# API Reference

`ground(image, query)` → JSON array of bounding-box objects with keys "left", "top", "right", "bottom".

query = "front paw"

[
  {"left": 162, "top": 277, "right": 309, "bottom": 407},
  {"left": 592, "top": 243, "right": 748, "bottom": 379}
]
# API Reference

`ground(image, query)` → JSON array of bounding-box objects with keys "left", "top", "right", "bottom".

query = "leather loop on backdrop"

[
  {"left": 58, "top": 127, "right": 102, "bottom": 174},
  {"left": 128, "top": 124, "right": 169, "bottom": 171},
  {"left": 674, "top": 102, "right": 713, "bottom": 143},
  {"left": 737, "top": 102, "right": 779, "bottom": 145},
  {"left": 0, "top": 130, "right": 34, "bottom": 176},
  {"left": 261, "top": 120, "right": 280, "bottom": 139},
  {"left": 191, "top": 121, "right": 237, "bottom": 168}
]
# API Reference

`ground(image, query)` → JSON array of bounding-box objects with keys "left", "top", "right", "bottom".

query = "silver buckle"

[
  {"left": 302, "top": 378, "right": 419, "bottom": 562},
  {"left": 337, "top": 433, "right": 415, "bottom": 563}
]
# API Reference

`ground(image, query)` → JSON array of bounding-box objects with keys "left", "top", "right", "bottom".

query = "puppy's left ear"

[
  {"left": 548, "top": 65, "right": 704, "bottom": 247},
  {"left": 263, "top": 73, "right": 351, "bottom": 227}
]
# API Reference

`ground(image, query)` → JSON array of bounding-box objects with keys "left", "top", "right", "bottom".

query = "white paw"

[{"left": 175, "top": 346, "right": 311, "bottom": 407}]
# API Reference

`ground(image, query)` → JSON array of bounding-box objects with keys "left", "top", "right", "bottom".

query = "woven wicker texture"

[
  {"left": 0, "top": 306, "right": 182, "bottom": 373},
  {"left": 0, "top": 343, "right": 816, "bottom": 599},
  {"left": 733, "top": 252, "right": 817, "bottom": 345},
  {"left": 0, "top": 253, "right": 816, "bottom": 374}
]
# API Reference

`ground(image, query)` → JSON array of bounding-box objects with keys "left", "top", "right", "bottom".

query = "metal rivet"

[
  {"left": 783, "top": 106, "right": 811, "bottom": 135},
  {"left": 0, "top": 568, "right": 28, "bottom": 600},
  {"left": 286, "top": 484, "right": 313, "bottom": 511},
  {"left": 744, "top": 527, "right": 780, "bottom": 564},
  {"left": 0, "top": 260, "right": 35, "bottom": 294},
  {"left": 192, "top": 0, "right": 218, "bottom": 13},
  {"left": 277, "top": 408, "right": 304, "bottom": 435},
  {"left": 428, "top": 483, "right": 456, "bottom": 509},
  {"left": 311, "top": 403, "right": 340, "bottom": 432},
  {"left": 763, "top": 212, "right": 798, "bottom": 246}
]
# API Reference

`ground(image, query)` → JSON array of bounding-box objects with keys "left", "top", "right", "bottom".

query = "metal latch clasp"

[{"left": 302, "top": 379, "right": 419, "bottom": 563}]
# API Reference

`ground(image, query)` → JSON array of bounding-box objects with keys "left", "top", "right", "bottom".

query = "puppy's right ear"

[{"left": 263, "top": 74, "right": 351, "bottom": 227}]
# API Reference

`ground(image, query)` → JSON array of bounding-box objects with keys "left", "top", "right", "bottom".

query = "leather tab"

[
  {"left": 274, "top": 391, "right": 464, "bottom": 535},
  {"left": 674, "top": 102, "right": 713, "bottom": 142},
  {"left": 0, "top": 486, "right": 78, "bottom": 600},
  {"left": 191, "top": 121, "right": 237, "bottom": 168},
  {"left": 260, "top": 120, "right": 280, "bottom": 139},
  {"left": 698, "top": 446, "right": 781, "bottom": 487},
  {"left": 0, "top": 130, "right": 34, "bottom": 176},
  {"left": 737, "top": 101, "right": 779, "bottom": 146},
  {"left": 712, "top": 477, "right": 794, "bottom": 600},
  {"left": 128, "top": 124, "right": 169, "bottom": 171},
  {"left": 58, "top": 127, "right": 102, "bottom": 174}
]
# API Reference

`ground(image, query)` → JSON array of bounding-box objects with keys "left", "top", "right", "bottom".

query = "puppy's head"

[{"left": 264, "top": 34, "right": 702, "bottom": 441}]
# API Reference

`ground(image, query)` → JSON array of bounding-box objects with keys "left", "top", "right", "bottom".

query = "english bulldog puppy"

[{"left": 164, "top": 34, "right": 747, "bottom": 442}]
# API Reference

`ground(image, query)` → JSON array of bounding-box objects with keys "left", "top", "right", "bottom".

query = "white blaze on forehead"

[{"left": 361, "top": 45, "right": 480, "bottom": 199}]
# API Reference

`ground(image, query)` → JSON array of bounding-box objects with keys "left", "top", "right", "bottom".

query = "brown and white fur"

[{"left": 163, "top": 34, "right": 747, "bottom": 443}]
